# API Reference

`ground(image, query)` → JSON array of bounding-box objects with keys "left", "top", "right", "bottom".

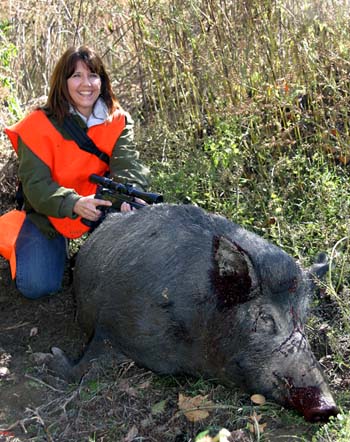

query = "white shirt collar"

[{"left": 69, "top": 97, "right": 109, "bottom": 127}]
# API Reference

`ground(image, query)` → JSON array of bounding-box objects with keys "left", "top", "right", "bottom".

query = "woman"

[{"left": 4, "top": 46, "right": 149, "bottom": 299}]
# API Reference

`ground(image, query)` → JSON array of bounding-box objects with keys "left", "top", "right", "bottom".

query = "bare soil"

[{"left": 0, "top": 150, "right": 348, "bottom": 442}]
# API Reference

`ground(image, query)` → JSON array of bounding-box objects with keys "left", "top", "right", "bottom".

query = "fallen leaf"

[
  {"left": 124, "top": 425, "right": 138, "bottom": 442},
  {"left": 249, "top": 411, "right": 263, "bottom": 422},
  {"left": 118, "top": 379, "right": 138, "bottom": 397},
  {"left": 178, "top": 393, "right": 214, "bottom": 422},
  {"left": 248, "top": 422, "right": 267, "bottom": 434},
  {"left": 140, "top": 416, "right": 153, "bottom": 428},
  {"left": 0, "top": 367, "right": 10, "bottom": 377},
  {"left": 250, "top": 394, "right": 266, "bottom": 405},
  {"left": 138, "top": 380, "right": 151, "bottom": 389},
  {"left": 248, "top": 411, "right": 267, "bottom": 434},
  {"left": 339, "top": 155, "right": 349, "bottom": 165},
  {"left": 195, "top": 428, "right": 242, "bottom": 442},
  {"left": 214, "top": 428, "right": 231, "bottom": 442},
  {"left": 151, "top": 399, "right": 167, "bottom": 415},
  {"left": 30, "top": 327, "right": 38, "bottom": 337}
]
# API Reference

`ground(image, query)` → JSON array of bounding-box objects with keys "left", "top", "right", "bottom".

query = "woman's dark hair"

[{"left": 43, "top": 46, "right": 119, "bottom": 123}]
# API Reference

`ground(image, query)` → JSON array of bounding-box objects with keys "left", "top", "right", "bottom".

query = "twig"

[
  {"left": 24, "top": 373, "right": 66, "bottom": 393},
  {"left": 0, "top": 322, "right": 30, "bottom": 331},
  {"left": 25, "top": 407, "right": 54, "bottom": 442},
  {"left": 60, "top": 389, "right": 79, "bottom": 416}
]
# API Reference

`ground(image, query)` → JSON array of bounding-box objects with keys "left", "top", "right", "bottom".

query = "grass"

[{"left": 312, "top": 412, "right": 350, "bottom": 441}]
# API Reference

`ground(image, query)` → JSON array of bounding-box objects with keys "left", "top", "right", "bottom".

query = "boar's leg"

[{"left": 49, "top": 327, "right": 128, "bottom": 382}]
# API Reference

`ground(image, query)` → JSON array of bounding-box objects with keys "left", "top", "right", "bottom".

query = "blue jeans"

[{"left": 15, "top": 217, "right": 67, "bottom": 299}]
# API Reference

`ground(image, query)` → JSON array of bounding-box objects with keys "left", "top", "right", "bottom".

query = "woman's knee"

[
  {"left": 15, "top": 218, "right": 67, "bottom": 299},
  {"left": 15, "top": 275, "right": 62, "bottom": 299}
]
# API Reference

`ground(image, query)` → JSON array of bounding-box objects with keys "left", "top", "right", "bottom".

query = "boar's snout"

[
  {"left": 306, "top": 404, "right": 339, "bottom": 423},
  {"left": 286, "top": 386, "right": 338, "bottom": 422}
]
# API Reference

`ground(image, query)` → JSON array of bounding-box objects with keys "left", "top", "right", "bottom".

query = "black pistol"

[{"left": 81, "top": 174, "right": 163, "bottom": 230}]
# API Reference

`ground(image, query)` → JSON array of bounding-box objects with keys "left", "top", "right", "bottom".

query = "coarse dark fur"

[{"left": 52, "top": 204, "right": 337, "bottom": 422}]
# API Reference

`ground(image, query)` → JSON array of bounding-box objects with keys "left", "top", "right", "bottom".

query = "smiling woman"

[
  {"left": 2, "top": 45, "right": 150, "bottom": 300},
  {"left": 67, "top": 61, "right": 101, "bottom": 117}
]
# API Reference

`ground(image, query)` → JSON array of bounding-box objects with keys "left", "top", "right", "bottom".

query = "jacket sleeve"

[
  {"left": 17, "top": 137, "right": 81, "bottom": 218},
  {"left": 109, "top": 113, "right": 150, "bottom": 190}
]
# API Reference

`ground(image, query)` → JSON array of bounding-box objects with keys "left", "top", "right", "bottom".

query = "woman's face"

[{"left": 67, "top": 60, "right": 101, "bottom": 117}]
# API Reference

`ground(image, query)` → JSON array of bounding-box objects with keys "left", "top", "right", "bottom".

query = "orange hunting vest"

[
  {"left": 0, "top": 209, "right": 26, "bottom": 279},
  {"left": 4, "top": 109, "right": 126, "bottom": 239}
]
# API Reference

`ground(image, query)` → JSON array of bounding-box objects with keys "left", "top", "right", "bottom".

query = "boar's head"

[{"left": 209, "top": 236, "right": 338, "bottom": 422}]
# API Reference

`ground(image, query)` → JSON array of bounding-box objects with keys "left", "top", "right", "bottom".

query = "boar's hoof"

[{"left": 48, "top": 347, "right": 75, "bottom": 382}]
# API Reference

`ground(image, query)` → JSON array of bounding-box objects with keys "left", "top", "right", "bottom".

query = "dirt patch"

[{"left": 0, "top": 266, "right": 84, "bottom": 434}]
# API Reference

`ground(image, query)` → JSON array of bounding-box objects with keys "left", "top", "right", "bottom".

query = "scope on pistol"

[{"left": 89, "top": 174, "right": 163, "bottom": 205}]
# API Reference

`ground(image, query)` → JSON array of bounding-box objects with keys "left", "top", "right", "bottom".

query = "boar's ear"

[
  {"left": 212, "top": 236, "right": 259, "bottom": 309},
  {"left": 308, "top": 252, "right": 330, "bottom": 280}
]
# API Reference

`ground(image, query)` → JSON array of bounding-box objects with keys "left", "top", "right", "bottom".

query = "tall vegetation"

[{"left": 1, "top": 0, "right": 350, "bottom": 438}]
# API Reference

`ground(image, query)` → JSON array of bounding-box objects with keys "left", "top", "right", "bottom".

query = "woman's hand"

[
  {"left": 73, "top": 195, "right": 112, "bottom": 221},
  {"left": 120, "top": 198, "right": 147, "bottom": 212}
]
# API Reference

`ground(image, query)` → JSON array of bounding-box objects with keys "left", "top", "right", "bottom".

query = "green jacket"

[{"left": 17, "top": 112, "right": 149, "bottom": 238}]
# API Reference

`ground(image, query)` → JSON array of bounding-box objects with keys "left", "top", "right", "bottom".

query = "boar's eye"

[{"left": 257, "top": 312, "right": 276, "bottom": 334}]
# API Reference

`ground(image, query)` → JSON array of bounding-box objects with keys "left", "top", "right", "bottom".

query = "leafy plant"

[{"left": 312, "top": 412, "right": 350, "bottom": 442}]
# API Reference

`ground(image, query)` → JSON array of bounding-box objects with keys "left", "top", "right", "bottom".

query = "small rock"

[
  {"left": 0, "top": 366, "right": 10, "bottom": 377},
  {"left": 32, "top": 352, "right": 54, "bottom": 365}
]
